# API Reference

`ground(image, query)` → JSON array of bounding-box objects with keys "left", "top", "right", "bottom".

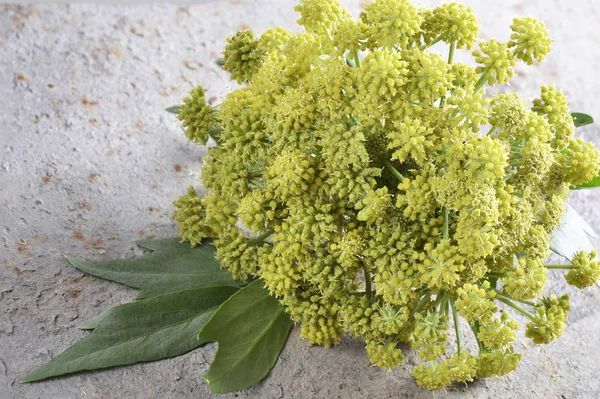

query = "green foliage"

[
  {"left": 23, "top": 238, "right": 295, "bottom": 395},
  {"left": 574, "top": 175, "right": 600, "bottom": 189},
  {"left": 199, "top": 280, "right": 292, "bottom": 393},
  {"left": 22, "top": 286, "right": 237, "bottom": 382},
  {"left": 166, "top": 105, "right": 181, "bottom": 114},
  {"left": 22, "top": 239, "right": 245, "bottom": 383},
  {"left": 66, "top": 238, "right": 240, "bottom": 299},
  {"left": 572, "top": 112, "right": 594, "bottom": 128}
]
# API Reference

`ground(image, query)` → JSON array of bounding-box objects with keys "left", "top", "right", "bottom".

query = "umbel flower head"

[{"left": 173, "top": 0, "right": 600, "bottom": 391}]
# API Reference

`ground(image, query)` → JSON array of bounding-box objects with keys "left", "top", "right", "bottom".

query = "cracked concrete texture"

[{"left": 1, "top": 1, "right": 600, "bottom": 398}]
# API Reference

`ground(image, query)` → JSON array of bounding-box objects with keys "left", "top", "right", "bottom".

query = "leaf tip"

[
  {"left": 165, "top": 105, "right": 181, "bottom": 115},
  {"left": 64, "top": 255, "right": 82, "bottom": 267},
  {"left": 20, "top": 372, "right": 38, "bottom": 384}
]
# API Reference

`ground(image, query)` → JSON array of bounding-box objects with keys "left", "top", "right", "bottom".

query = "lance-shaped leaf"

[
  {"left": 198, "top": 279, "right": 293, "bottom": 394},
  {"left": 65, "top": 238, "right": 240, "bottom": 299},
  {"left": 166, "top": 105, "right": 181, "bottom": 114},
  {"left": 573, "top": 175, "right": 600, "bottom": 190},
  {"left": 572, "top": 112, "right": 594, "bottom": 128},
  {"left": 22, "top": 286, "right": 238, "bottom": 382}
]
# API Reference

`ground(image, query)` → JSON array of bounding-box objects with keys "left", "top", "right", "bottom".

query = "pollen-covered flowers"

[{"left": 173, "top": 0, "right": 600, "bottom": 392}]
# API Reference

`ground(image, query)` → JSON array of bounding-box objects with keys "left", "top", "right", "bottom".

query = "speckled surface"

[{"left": 1, "top": 1, "right": 600, "bottom": 398}]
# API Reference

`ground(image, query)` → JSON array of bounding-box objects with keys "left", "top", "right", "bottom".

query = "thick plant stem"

[
  {"left": 470, "top": 322, "right": 485, "bottom": 353},
  {"left": 451, "top": 300, "right": 461, "bottom": 356},
  {"left": 384, "top": 160, "right": 404, "bottom": 182},
  {"left": 439, "top": 42, "right": 456, "bottom": 108},
  {"left": 398, "top": 292, "right": 432, "bottom": 336},
  {"left": 447, "top": 42, "right": 456, "bottom": 64},
  {"left": 443, "top": 207, "right": 449, "bottom": 239},
  {"left": 497, "top": 296, "right": 535, "bottom": 320},
  {"left": 545, "top": 264, "right": 573, "bottom": 270},
  {"left": 413, "top": 293, "right": 432, "bottom": 316},
  {"left": 419, "top": 35, "right": 443, "bottom": 50},
  {"left": 474, "top": 69, "right": 490, "bottom": 94},
  {"left": 252, "top": 230, "right": 274, "bottom": 245},
  {"left": 434, "top": 292, "right": 443, "bottom": 309},
  {"left": 364, "top": 268, "right": 373, "bottom": 301},
  {"left": 439, "top": 295, "right": 448, "bottom": 315},
  {"left": 353, "top": 50, "right": 361, "bottom": 68}
]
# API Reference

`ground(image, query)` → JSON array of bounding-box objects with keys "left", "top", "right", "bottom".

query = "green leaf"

[
  {"left": 65, "top": 238, "right": 241, "bottom": 300},
  {"left": 573, "top": 175, "right": 600, "bottom": 189},
  {"left": 166, "top": 105, "right": 181, "bottom": 114},
  {"left": 22, "top": 286, "right": 238, "bottom": 382},
  {"left": 216, "top": 58, "right": 225, "bottom": 67},
  {"left": 199, "top": 279, "right": 293, "bottom": 394},
  {"left": 572, "top": 112, "right": 594, "bottom": 128}
]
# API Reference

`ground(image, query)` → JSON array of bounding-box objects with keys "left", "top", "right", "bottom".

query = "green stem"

[
  {"left": 487, "top": 126, "right": 497, "bottom": 136},
  {"left": 447, "top": 42, "right": 456, "bottom": 64},
  {"left": 434, "top": 292, "right": 444, "bottom": 310},
  {"left": 438, "top": 42, "right": 456, "bottom": 108},
  {"left": 486, "top": 272, "right": 506, "bottom": 279},
  {"left": 497, "top": 296, "right": 535, "bottom": 320},
  {"left": 398, "top": 292, "right": 432, "bottom": 337},
  {"left": 495, "top": 290, "right": 535, "bottom": 307},
  {"left": 352, "top": 50, "right": 361, "bottom": 68},
  {"left": 545, "top": 264, "right": 573, "bottom": 270},
  {"left": 252, "top": 230, "right": 274, "bottom": 245},
  {"left": 435, "top": 291, "right": 447, "bottom": 313},
  {"left": 442, "top": 207, "right": 449, "bottom": 239},
  {"left": 451, "top": 300, "right": 461, "bottom": 356},
  {"left": 208, "top": 126, "right": 224, "bottom": 145},
  {"left": 470, "top": 322, "right": 485, "bottom": 353},
  {"left": 412, "top": 293, "right": 432, "bottom": 316},
  {"left": 419, "top": 35, "right": 443, "bottom": 50},
  {"left": 364, "top": 268, "right": 372, "bottom": 301},
  {"left": 439, "top": 296, "right": 448, "bottom": 315},
  {"left": 384, "top": 160, "right": 404, "bottom": 182},
  {"left": 473, "top": 69, "right": 490, "bottom": 94}
]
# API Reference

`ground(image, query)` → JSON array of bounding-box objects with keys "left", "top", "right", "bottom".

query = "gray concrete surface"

[{"left": 1, "top": 1, "right": 600, "bottom": 398}]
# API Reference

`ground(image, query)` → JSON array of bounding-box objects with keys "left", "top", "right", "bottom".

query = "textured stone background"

[{"left": 1, "top": 1, "right": 600, "bottom": 398}]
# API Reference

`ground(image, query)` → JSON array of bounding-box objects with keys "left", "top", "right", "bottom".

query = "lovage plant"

[{"left": 24, "top": 0, "right": 600, "bottom": 393}]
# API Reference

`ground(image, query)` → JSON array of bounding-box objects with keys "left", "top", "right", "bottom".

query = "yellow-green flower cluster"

[
  {"left": 477, "top": 312, "right": 519, "bottom": 349},
  {"left": 361, "top": 0, "right": 421, "bottom": 49},
  {"left": 509, "top": 17, "right": 552, "bottom": 65},
  {"left": 222, "top": 30, "right": 264, "bottom": 83},
  {"left": 525, "top": 295, "right": 570, "bottom": 344},
  {"left": 173, "top": 0, "right": 600, "bottom": 391},
  {"left": 472, "top": 39, "right": 516, "bottom": 85},
  {"left": 421, "top": 2, "right": 479, "bottom": 49},
  {"left": 565, "top": 250, "right": 600, "bottom": 289},
  {"left": 173, "top": 186, "right": 213, "bottom": 246},
  {"left": 178, "top": 86, "right": 219, "bottom": 145}
]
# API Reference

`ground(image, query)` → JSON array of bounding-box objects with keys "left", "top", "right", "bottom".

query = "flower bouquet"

[{"left": 23, "top": 0, "right": 600, "bottom": 393}]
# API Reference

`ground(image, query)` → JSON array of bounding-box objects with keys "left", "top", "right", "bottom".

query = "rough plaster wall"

[{"left": 1, "top": 1, "right": 599, "bottom": 398}]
